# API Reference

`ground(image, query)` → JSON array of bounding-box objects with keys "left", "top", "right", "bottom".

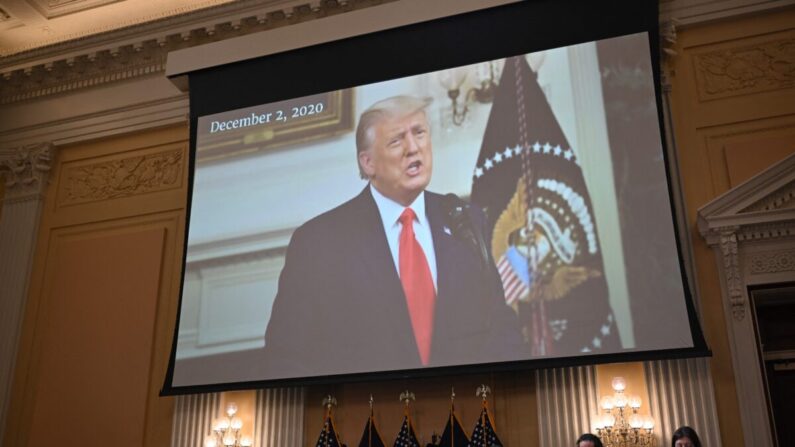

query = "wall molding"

[{"left": 698, "top": 152, "right": 795, "bottom": 447}]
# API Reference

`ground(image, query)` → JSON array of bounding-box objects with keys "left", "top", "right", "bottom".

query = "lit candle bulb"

[
  {"left": 630, "top": 395, "right": 642, "bottom": 409},
  {"left": 613, "top": 393, "right": 628, "bottom": 408},
  {"left": 611, "top": 377, "right": 627, "bottom": 392},
  {"left": 600, "top": 396, "right": 614, "bottom": 410},
  {"left": 240, "top": 436, "right": 253, "bottom": 447},
  {"left": 231, "top": 417, "right": 243, "bottom": 430},
  {"left": 226, "top": 403, "right": 238, "bottom": 417},
  {"left": 204, "top": 435, "right": 218, "bottom": 447}
]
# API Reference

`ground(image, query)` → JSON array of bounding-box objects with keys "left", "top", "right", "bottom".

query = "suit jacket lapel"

[
  {"left": 349, "top": 187, "right": 421, "bottom": 364},
  {"left": 425, "top": 192, "right": 459, "bottom": 357}
]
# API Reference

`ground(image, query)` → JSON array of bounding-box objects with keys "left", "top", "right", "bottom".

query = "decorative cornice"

[
  {"left": 0, "top": 142, "right": 56, "bottom": 201},
  {"left": 693, "top": 36, "right": 795, "bottom": 101},
  {"left": 741, "top": 179, "right": 795, "bottom": 212},
  {"left": 0, "top": 0, "right": 396, "bottom": 104}
]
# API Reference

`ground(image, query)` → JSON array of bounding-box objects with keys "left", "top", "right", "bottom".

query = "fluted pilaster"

[
  {"left": 0, "top": 142, "right": 55, "bottom": 440},
  {"left": 254, "top": 387, "right": 304, "bottom": 447},
  {"left": 171, "top": 393, "right": 221, "bottom": 447},
  {"left": 645, "top": 358, "right": 721, "bottom": 446},
  {"left": 536, "top": 366, "right": 599, "bottom": 447}
]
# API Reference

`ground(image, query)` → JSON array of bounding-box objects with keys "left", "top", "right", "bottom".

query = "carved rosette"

[
  {"left": 0, "top": 142, "right": 56, "bottom": 201},
  {"left": 748, "top": 250, "right": 795, "bottom": 275},
  {"left": 719, "top": 230, "right": 745, "bottom": 321}
]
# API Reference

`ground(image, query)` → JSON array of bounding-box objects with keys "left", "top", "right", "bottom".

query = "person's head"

[
  {"left": 671, "top": 426, "right": 702, "bottom": 447},
  {"left": 356, "top": 95, "right": 433, "bottom": 206},
  {"left": 576, "top": 433, "right": 604, "bottom": 447}
]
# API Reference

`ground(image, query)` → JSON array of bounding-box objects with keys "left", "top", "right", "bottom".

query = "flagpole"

[
  {"left": 322, "top": 395, "right": 337, "bottom": 447},
  {"left": 476, "top": 385, "right": 490, "bottom": 447},
  {"left": 450, "top": 387, "right": 455, "bottom": 446},
  {"left": 369, "top": 394, "right": 374, "bottom": 447}
]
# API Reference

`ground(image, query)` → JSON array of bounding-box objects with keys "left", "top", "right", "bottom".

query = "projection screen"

[{"left": 163, "top": 0, "right": 708, "bottom": 393}]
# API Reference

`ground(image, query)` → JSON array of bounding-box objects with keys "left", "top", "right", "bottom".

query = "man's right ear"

[{"left": 358, "top": 150, "right": 375, "bottom": 178}]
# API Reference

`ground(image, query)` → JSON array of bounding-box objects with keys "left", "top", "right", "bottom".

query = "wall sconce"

[
  {"left": 593, "top": 377, "right": 656, "bottom": 447},
  {"left": 204, "top": 403, "right": 253, "bottom": 447},
  {"left": 437, "top": 61, "right": 499, "bottom": 126}
]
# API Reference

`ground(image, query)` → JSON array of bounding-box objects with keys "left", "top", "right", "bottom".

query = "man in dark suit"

[{"left": 262, "top": 96, "right": 525, "bottom": 379}]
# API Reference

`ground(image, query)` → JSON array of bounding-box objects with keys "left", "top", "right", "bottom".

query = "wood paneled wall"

[
  {"left": 3, "top": 125, "right": 189, "bottom": 447},
  {"left": 669, "top": 7, "right": 795, "bottom": 445}
]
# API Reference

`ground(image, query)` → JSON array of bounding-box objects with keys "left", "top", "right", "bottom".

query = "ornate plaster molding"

[
  {"left": 0, "top": 142, "right": 56, "bottom": 201},
  {"left": 719, "top": 230, "right": 746, "bottom": 320},
  {"left": 58, "top": 147, "right": 184, "bottom": 205},
  {"left": 659, "top": 18, "right": 679, "bottom": 92},
  {"left": 748, "top": 249, "right": 795, "bottom": 274},
  {"left": 693, "top": 36, "right": 795, "bottom": 101},
  {"left": 0, "top": 0, "right": 396, "bottom": 104}
]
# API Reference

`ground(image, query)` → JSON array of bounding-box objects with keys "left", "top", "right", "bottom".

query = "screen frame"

[{"left": 161, "top": 0, "right": 710, "bottom": 396}]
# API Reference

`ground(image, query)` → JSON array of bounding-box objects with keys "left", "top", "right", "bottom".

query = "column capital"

[{"left": 0, "top": 142, "right": 56, "bottom": 202}]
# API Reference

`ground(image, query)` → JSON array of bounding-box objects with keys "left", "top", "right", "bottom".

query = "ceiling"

[{"left": 0, "top": 0, "right": 239, "bottom": 57}]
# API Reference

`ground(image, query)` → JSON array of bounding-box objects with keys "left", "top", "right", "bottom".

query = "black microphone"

[{"left": 441, "top": 193, "right": 491, "bottom": 270}]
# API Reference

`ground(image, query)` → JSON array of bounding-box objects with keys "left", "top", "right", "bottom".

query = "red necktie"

[{"left": 398, "top": 208, "right": 436, "bottom": 365}]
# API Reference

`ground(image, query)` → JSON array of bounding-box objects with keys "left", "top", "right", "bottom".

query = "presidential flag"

[
  {"left": 470, "top": 55, "right": 621, "bottom": 356},
  {"left": 393, "top": 415, "right": 420, "bottom": 447},
  {"left": 438, "top": 404, "right": 469, "bottom": 447},
  {"left": 357, "top": 413, "right": 386, "bottom": 447},
  {"left": 468, "top": 408, "right": 502, "bottom": 447},
  {"left": 315, "top": 415, "right": 342, "bottom": 447}
]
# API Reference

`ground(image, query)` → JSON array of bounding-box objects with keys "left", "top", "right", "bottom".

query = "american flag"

[
  {"left": 358, "top": 414, "right": 386, "bottom": 447},
  {"left": 496, "top": 247, "right": 531, "bottom": 305},
  {"left": 315, "top": 416, "right": 342, "bottom": 447},
  {"left": 392, "top": 415, "right": 420, "bottom": 447},
  {"left": 468, "top": 409, "right": 502, "bottom": 447}
]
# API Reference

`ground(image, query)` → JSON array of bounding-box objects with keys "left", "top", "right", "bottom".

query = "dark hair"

[
  {"left": 576, "top": 433, "right": 604, "bottom": 447},
  {"left": 672, "top": 426, "right": 702, "bottom": 447}
]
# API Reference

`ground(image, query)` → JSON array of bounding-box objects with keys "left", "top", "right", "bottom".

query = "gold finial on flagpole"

[
  {"left": 451, "top": 387, "right": 456, "bottom": 403},
  {"left": 369, "top": 394, "right": 374, "bottom": 410},
  {"left": 476, "top": 384, "right": 491, "bottom": 402},
  {"left": 322, "top": 395, "right": 337, "bottom": 414},
  {"left": 399, "top": 390, "right": 415, "bottom": 408}
]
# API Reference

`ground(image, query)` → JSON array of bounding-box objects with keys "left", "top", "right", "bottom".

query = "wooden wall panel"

[
  {"left": 27, "top": 227, "right": 165, "bottom": 447},
  {"left": 4, "top": 125, "right": 189, "bottom": 447},
  {"left": 669, "top": 7, "right": 795, "bottom": 446}
]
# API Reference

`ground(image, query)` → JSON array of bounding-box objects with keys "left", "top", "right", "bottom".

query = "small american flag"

[
  {"left": 392, "top": 415, "right": 420, "bottom": 447},
  {"left": 315, "top": 416, "right": 342, "bottom": 447},
  {"left": 468, "top": 409, "right": 502, "bottom": 447}
]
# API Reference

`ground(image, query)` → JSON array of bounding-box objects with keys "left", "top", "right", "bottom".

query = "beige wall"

[
  {"left": 667, "top": 7, "right": 795, "bottom": 445},
  {"left": 3, "top": 126, "right": 189, "bottom": 447}
]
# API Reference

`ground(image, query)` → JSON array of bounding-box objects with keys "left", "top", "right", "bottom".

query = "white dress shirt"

[{"left": 370, "top": 184, "right": 438, "bottom": 291}]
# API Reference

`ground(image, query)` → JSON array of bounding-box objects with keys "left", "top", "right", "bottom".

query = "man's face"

[
  {"left": 578, "top": 442, "right": 596, "bottom": 447},
  {"left": 359, "top": 110, "right": 432, "bottom": 206},
  {"left": 674, "top": 438, "right": 694, "bottom": 447}
]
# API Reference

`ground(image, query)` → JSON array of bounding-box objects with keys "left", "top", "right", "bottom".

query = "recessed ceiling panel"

[{"left": 27, "top": 0, "right": 126, "bottom": 19}]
